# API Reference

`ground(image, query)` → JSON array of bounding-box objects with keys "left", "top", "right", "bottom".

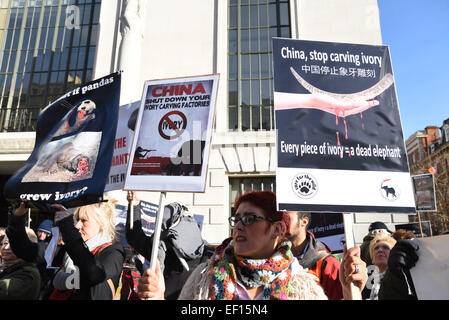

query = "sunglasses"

[
  {"left": 373, "top": 244, "right": 391, "bottom": 251},
  {"left": 228, "top": 214, "right": 273, "bottom": 227}
]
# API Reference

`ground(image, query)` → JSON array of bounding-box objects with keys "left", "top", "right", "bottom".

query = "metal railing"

[{"left": 0, "top": 107, "right": 41, "bottom": 132}]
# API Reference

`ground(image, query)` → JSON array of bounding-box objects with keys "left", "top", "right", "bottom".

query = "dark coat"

[
  {"left": 378, "top": 268, "right": 417, "bottom": 300},
  {"left": 0, "top": 261, "right": 41, "bottom": 300},
  {"left": 58, "top": 215, "right": 125, "bottom": 300},
  {"left": 126, "top": 202, "right": 212, "bottom": 300},
  {"left": 6, "top": 213, "right": 58, "bottom": 299}
]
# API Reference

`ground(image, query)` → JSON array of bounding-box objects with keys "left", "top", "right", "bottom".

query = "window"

[
  {"left": 229, "top": 176, "right": 275, "bottom": 216},
  {"left": 228, "top": 0, "right": 291, "bottom": 131},
  {"left": 430, "top": 144, "right": 435, "bottom": 154},
  {"left": 0, "top": 0, "right": 102, "bottom": 132}
]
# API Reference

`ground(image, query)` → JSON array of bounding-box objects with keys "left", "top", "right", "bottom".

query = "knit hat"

[
  {"left": 38, "top": 219, "right": 53, "bottom": 235},
  {"left": 368, "top": 221, "right": 392, "bottom": 234}
]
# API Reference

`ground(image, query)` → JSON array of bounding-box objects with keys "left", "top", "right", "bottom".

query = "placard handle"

[{"left": 343, "top": 212, "right": 362, "bottom": 300}]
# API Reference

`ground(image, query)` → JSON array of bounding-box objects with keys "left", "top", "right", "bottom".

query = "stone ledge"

[{"left": 0, "top": 132, "right": 35, "bottom": 154}]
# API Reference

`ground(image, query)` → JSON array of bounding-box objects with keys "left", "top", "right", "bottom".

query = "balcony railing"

[{"left": 0, "top": 107, "right": 41, "bottom": 132}]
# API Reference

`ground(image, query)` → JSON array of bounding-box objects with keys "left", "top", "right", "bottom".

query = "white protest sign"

[
  {"left": 124, "top": 74, "right": 219, "bottom": 192},
  {"left": 410, "top": 234, "right": 449, "bottom": 299},
  {"left": 104, "top": 101, "right": 140, "bottom": 191},
  {"left": 44, "top": 227, "right": 60, "bottom": 269}
]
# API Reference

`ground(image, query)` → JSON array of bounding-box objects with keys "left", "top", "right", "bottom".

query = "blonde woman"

[
  {"left": 365, "top": 235, "right": 397, "bottom": 300},
  {"left": 50, "top": 200, "right": 125, "bottom": 300}
]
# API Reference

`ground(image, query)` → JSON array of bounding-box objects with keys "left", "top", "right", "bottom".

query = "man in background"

[
  {"left": 285, "top": 211, "right": 343, "bottom": 300},
  {"left": 37, "top": 219, "right": 53, "bottom": 243}
]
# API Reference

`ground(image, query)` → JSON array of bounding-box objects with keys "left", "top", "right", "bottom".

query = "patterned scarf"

[{"left": 210, "top": 237, "right": 294, "bottom": 300}]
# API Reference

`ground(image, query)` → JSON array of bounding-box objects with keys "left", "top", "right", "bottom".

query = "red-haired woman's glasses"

[{"left": 228, "top": 214, "right": 273, "bottom": 227}]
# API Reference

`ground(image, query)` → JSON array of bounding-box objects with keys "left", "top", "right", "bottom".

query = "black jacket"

[
  {"left": 6, "top": 213, "right": 59, "bottom": 299},
  {"left": 378, "top": 268, "right": 417, "bottom": 300},
  {"left": 56, "top": 215, "right": 125, "bottom": 300},
  {"left": 126, "top": 202, "right": 212, "bottom": 300}
]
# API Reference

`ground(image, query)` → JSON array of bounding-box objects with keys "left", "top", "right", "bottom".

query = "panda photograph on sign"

[
  {"left": 3, "top": 72, "right": 121, "bottom": 210},
  {"left": 21, "top": 99, "right": 102, "bottom": 183},
  {"left": 22, "top": 132, "right": 100, "bottom": 183}
]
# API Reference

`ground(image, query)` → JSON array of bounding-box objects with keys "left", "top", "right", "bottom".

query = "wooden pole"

[
  {"left": 343, "top": 212, "right": 362, "bottom": 300},
  {"left": 417, "top": 211, "right": 424, "bottom": 238}
]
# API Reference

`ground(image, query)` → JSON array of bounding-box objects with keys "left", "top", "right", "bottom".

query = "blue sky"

[{"left": 377, "top": 0, "right": 449, "bottom": 140}]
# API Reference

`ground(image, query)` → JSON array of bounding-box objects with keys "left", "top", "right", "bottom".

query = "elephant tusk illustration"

[{"left": 289, "top": 66, "right": 394, "bottom": 104}]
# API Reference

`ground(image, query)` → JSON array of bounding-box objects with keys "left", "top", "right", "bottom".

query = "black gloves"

[
  {"left": 388, "top": 239, "right": 419, "bottom": 277},
  {"left": 57, "top": 214, "right": 82, "bottom": 244}
]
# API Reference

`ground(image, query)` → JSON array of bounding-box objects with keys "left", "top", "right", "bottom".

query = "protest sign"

[
  {"left": 309, "top": 212, "right": 345, "bottom": 253},
  {"left": 114, "top": 200, "right": 158, "bottom": 248},
  {"left": 411, "top": 173, "right": 437, "bottom": 212},
  {"left": 124, "top": 74, "right": 219, "bottom": 192},
  {"left": 193, "top": 214, "right": 204, "bottom": 231},
  {"left": 395, "top": 221, "right": 432, "bottom": 238},
  {"left": 3, "top": 72, "right": 121, "bottom": 210},
  {"left": 273, "top": 38, "right": 415, "bottom": 214},
  {"left": 104, "top": 101, "right": 140, "bottom": 191},
  {"left": 44, "top": 227, "right": 60, "bottom": 269},
  {"left": 410, "top": 234, "right": 449, "bottom": 299}
]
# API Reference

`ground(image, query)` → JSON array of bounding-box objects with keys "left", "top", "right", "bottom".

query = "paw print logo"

[
  {"left": 299, "top": 180, "right": 312, "bottom": 194},
  {"left": 292, "top": 173, "right": 318, "bottom": 199}
]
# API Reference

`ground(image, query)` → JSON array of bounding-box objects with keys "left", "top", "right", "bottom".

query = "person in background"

[
  {"left": 119, "top": 247, "right": 143, "bottom": 300},
  {"left": 391, "top": 229, "right": 416, "bottom": 242},
  {"left": 363, "top": 235, "right": 396, "bottom": 300},
  {"left": 0, "top": 227, "right": 6, "bottom": 265},
  {"left": 0, "top": 228, "right": 41, "bottom": 300},
  {"left": 360, "top": 221, "right": 393, "bottom": 266},
  {"left": 6, "top": 203, "right": 58, "bottom": 299},
  {"left": 378, "top": 231, "right": 419, "bottom": 300},
  {"left": 284, "top": 211, "right": 343, "bottom": 300},
  {"left": 137, "top": 190, "right": 367, "bottom": 300},
  {"left": 37, "top": 219, "right": 53, "bottom": 243},
  {"left": 126, "top": 191, "right": 212, "bottom": 300},
  {"left": 49, "top": 200, "right": 125, "bottom": 300}
]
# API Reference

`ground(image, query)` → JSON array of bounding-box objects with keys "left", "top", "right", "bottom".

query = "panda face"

[{"left": 77, "top": 100, "right": 96, "bottom": 113}]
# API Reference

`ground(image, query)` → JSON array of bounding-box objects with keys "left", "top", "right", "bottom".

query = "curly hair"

[
  {"left": 368, "top": 235, "right": 397, "bottom": 261},
  {"left": 392, "top": 229, "right": 416, "bottom": 241},
  {"left": 74, "top": 199, "right": 118, "bottom": 242}
]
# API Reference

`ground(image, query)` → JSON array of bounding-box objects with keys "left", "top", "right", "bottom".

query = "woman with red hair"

[{"left": 137, "top": 190, "right": 367, "bottom": 300}]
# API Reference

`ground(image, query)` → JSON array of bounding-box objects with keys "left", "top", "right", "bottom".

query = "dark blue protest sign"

[
  {"left": 3, "top": 72, "right": 121, "bottom": 210},
  {"left": 114, "top": 200, "right": 158, "bottom": 248},
  {"left": 308, "top": 212, "right": 345, "bottom": 254},
  {"left": 273, "top": 38, "right": 415, "bottom": 214}
]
